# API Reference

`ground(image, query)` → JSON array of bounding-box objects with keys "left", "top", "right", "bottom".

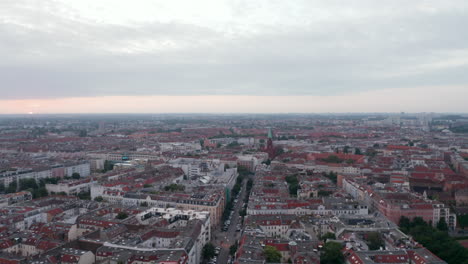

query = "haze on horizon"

[{"left": 1, "top": 0, "right": 468, "bottom": 114}]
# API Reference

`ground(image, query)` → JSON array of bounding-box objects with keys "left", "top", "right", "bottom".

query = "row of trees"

[
  {"left": 0, "top": 177, "right": 60, "bottom": 198},
  {"left": 343, "top": 146, "right": 362, "bottom": 155},
  {"left": 222, "top": 170, "right": 247, "bottom": 221},
  {"left": 164, "top": 184, "right": 185, "bottom": 192}
]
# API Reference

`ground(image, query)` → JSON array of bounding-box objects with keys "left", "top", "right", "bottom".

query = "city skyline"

[{"left": 1, "top": 0, "right": 468, "bottom": 113}]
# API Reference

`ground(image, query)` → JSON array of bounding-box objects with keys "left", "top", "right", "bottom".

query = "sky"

[{"left": 1, "top": 0, "right": 468, "bottom": 114}]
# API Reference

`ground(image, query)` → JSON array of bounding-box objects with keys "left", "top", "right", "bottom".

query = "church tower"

[{"left": 266, "top": 127, "right": 274, "bottom": 158}]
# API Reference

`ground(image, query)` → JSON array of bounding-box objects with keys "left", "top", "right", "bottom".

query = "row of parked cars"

[{"left": 222, "top": 194, "right": 242, "bottom": 231}]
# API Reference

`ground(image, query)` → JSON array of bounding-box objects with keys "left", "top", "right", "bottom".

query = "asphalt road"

[{"left": 212, "top": 180, "right": 248, "bottom": 264}]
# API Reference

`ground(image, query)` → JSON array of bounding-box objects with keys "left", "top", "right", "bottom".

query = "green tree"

[
  {"left": 77, "top": 191, "right": 91, "bottom": 200},
  {"left": 7, "top": 181, "right": 17, "bottom": 193},
  {"left": 436, "top": 218, "right": 448, "bottom": 232},
  {"left": 116, "top": 212, "right": 129, "bottom": 220},
  {"left": 318, "top": 190, "right": 333, "bottom": 197},
  {"left": 103, "top": 160, "right": 114, "bottom": 172},
  {"left": 355, "top": 148, "right": 362, "bottom": 155},
  {"left": 71, "top": 173, "right": 81, "bottom": 180},
  {"left": 94, "top": 196, "right": 103, "bottom": 202},
  {"left": 164, "top": 184, "right": 185, "bottom": 192},
  {"left": 320, "top": 242, "right": 344, "bottom": 264},
  {"left": 230, "top": 241, "right": 238, "bottom": 256},
  {"left": 264, "top": 245, "right": 282, "bottom": 263},
  {"left": 19, "top": 178, "right": 38, "bottom": 190},
  {"left": 202, "top": 243, "right": 216, "bottom": 260},
  {"left": 399, "top": 216, "right": 468, "bottom": 264},
  {"left": 367, "top": 232, "right": 384, "bottom": 250},
  {"left": 320, "top": 155, "right": 344, "bottom": 163},
  {"left": 33, "top": 187, "right": 48, "bottom": 198},
  {"left": 343, "top": 146, "right": 350, "bottom": 153},
  {"left": 323, "top": 172, "right": 338, "bottom": 184},
  {"left": 398, "top": 216, "right": 411, "bottom": 232},
  {"left": 285, "top": 174, "right": 300, "bottom": 196},
  {"left": 239, "top": 208, "right": 247, "bottom": 217}
]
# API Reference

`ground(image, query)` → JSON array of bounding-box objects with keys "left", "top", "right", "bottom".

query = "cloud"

[
  {"left": 1, "top": 85, "right": 466, "bottom": 114},
  {"left": 0, "top": 0, "right": 467, "bottom": 112}
]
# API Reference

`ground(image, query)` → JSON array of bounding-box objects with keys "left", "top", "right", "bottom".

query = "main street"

[{"left": 212, "top": 179, "right": 248, "bottom": 264}]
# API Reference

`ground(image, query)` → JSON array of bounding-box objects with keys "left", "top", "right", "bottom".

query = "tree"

[
  {"left": 140, "top": 201, "right": 148, "bottom": 207},
  {"left": 19, "top": 178, "right": 38, "bottom": 190},
  {"left": 355, "top": 148, "right": 362, "bottom": 155},
  {"left": 320, "top": 242, "right": 344, "bottom": 264},
  {"left": 116, "top": 212, "right": 129, "bottom": 220},
  {"left": 398, "top": 216, "right": 468, "bottom": 264},
  {"left": 103, "top": 160, "right": 114, "bottom": 172},
  {"left": 33, "top": 187, "right": 48, "bottom": 198},
  {"left": 343, "top": 146, "right": 350, "bottom": 153},
  {"left": 323, "top": 172, "right": 338, "bottom": 184},
  {"left": 367, "top": 232, "right": 384, "bottom": 250},
  {"left": 71, "top": 173, "right": 81, "bottom": 180},
  {"left": 7, "top": 182, "right": 17, "bottom": 193},
  {"left": 94, "top": 196, "right": 103, "bottom": 202},
  {"left": 285, "top": 175, "right": 300, "bottom": 196},
  {"left": 318, "top": 190, "right": 333, "bottom": 197},
  {"left": 77, "top": 191, "right": 91, "bottom": 200},
  {"left": 164, "top": 184, "right": 185, "bottom": 192},
  {"left": 229, "top": 241, "right": 238, "bottom": 256},
  {"left": 202, "top": 243, "right": 216, "bottom": 260},
  {"left": 239, "top": 208, "right": 247, "bottom": 217},
  {"left": 436, "top": 218, "right": 448, "bottom": 232},
  {"left": 264, "top": 245, "right": 282, "bottom": 263},
  {"left": 324, "top": 155, "right": 344, "bottom": 163},
  {"left": 399, "top": 216, "right": 411, "bottom": 232}
]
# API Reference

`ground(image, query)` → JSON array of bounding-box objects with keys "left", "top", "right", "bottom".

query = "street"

[{"left": 212, "top": 179, "right": 248, "bottom": 264}]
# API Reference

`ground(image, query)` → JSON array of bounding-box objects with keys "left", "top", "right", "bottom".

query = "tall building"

[{"left": 266, "top": 127, "right": 275, "bottom": 159}]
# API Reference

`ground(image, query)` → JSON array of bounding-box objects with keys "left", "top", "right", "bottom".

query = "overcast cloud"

[{"left": 1, "top": 0, "right": 468, "bottom": 104}]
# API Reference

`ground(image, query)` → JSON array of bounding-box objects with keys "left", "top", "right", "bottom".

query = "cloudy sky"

[{"left": 1, "top": 0, "right": 468, "bottom": 113}]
